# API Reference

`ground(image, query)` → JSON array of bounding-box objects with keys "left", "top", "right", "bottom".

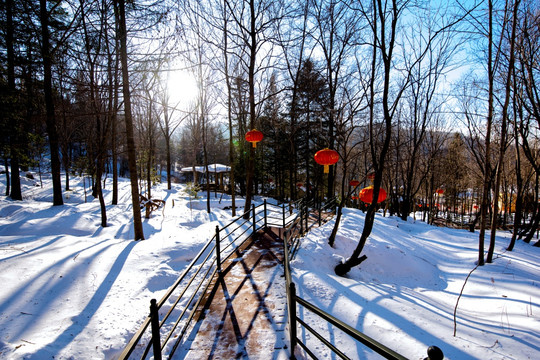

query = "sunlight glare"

[{"left": 165, "top": 68, "right": 198, "bottom": 107}]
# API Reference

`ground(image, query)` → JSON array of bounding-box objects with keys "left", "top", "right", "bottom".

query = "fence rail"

[
  {"left": 120, "top": 195, "right": 437, "bottom": 360},
  {"left": 118, "top": 198, "right": 308, "bottom": 360},
  {"left": 282, "top": 202, "right": 445, "bottom": 360}
]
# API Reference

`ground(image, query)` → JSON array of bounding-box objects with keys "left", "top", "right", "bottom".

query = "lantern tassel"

[{"left": 324, "top": 165, "right": 329, "bottom": 173}]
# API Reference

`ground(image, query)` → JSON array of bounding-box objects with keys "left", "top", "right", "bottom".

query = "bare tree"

[
  {"left": 222, "top": 0, "right": 238, "bottom": 214},
  {"left": 310, "top": 0, "right": 359, "bottom": 199},
  {"left": 39, "top": 0, "right": 65, "bottom": 206},
  {"left": 335, "top": 0, "right": 400, "bottom": 276},
  {"left": 336, "top": 0, "right": 465, "bottom": 275},
  {"left": 115, "top": 0, "right": 144, "bottom": 240},
  {"left": 158, "top": 85, "right": 185, "bottom": 191},
  {"left": 514, "top": 0, "right": 540, "bottom": 246},
  {"left": 397, "top": 10, "right": 457, "bottom": 221},
  {"left": 224, "top": 0, "right": 282, "bottom": 217},
  {"left": 79, "top": 0, "right": 112, "bottom": 226},
  {"left": 328, "top": 88, "right": 369, "bottom": 247},
  {"left": 275, "top": 0, "right": 310, "bottom": 201},
  {"left": 4, "top": 0, "right": 22, "bottom": 200},
  {"left": 487, "top": 0, "right": 521, "bottom": 262},
  {"left": 475, "top": 0, "right": 497, "bottom": 266}
]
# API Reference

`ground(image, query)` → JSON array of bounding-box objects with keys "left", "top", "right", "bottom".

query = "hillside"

[{"left": 0, "top": 173, "right": 538, "bottom": 359}]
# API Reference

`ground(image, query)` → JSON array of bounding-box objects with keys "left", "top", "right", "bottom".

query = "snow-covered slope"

[
  {"left": 292, "top": 208, "right": 540, "bottom": 359},
  {"left": 0, "top": 173, "right": 538, "bottom": 359}
]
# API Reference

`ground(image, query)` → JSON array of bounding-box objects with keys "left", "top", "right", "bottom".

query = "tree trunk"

[
  {"left": 109, "top": 24, "right": 120, "bottom": 205},
  {"left": 81, "top": 0, "right": 108, "bottom": 226},
  {"left": 522, "top": 211, "right": 540, "bottom": 244},
  {"left": 487, "top": 0, "right": 519, "bottom": 262},
  {"left": 146, "top": 147, "right": 152, "bottom": 200},
  {"left": 6, "top": 0, "right": 22, "bottom": 201},
  {"left": 116, "top": 0, "right": 144, "bottom": 240},
  {"left": 97, "top": 157, "right": 107, "bottom": 227},
  {"left": 478, "top": 0, "right": 496, "bottom": 266},
  {"left": 202, "top": 112, "right": 211, "bottom": 213},
  {"left": 337, "top": 1, "right": 392, "bottom": 276},
  {"left": 39, "top": 0, "right": 63, "bottom": 206},
  {"left": 329, "top": 167, "right": 355, "bottom": 247},
  {"left": 222, "top": 0, "right": 236, "bottom": 215},
  {"left": 488, "top": 0, "right": 520, "bottom": 261},
  {"left": 508, "top": 57, "right": 524, "bottom": 251},
  {"left": 243, "top": 0, "right": 257, "bottom": 219}
]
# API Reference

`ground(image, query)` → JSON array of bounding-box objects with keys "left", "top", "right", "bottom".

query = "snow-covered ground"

[
  {"left": 291, "top": 209, "right": 539, "bottom": 359},
  {"left": 0, "top": 171, "right": 538, "bottom": 359}
]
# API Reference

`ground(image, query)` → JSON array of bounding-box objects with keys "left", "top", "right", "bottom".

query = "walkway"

[{"left": 180, "top": 227, "right": 290, "bottom": 359}]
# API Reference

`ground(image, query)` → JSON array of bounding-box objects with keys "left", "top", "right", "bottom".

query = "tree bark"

[
  {"left": 223, "top": 0, "right": 236, "bottom": 215},
  {"left": 488, "top": 0, "right": 520, "bottom": 262},
  {"left": 508, "top": 55, "right": 524, "bottom": 251},
  {"left": 39, "top": 0, "right": 63, "bottom": 206},
  {"left": 337, "top": 0, "right": 388, "bottom": 275},
  {"left": 6, "top": 0, "right": 22, "bottom": 200},
  {"left": 243, "top": 0, "right": 257, "bottom": 219},
  {"left": 478, "top": 0, "right": 496, "bottom": 266},
  {"left": 116, "top": 0, "right": 144, "bottom": 240}
]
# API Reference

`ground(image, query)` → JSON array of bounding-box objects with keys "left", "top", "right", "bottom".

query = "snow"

[
  {"left": 0, "top": 171, "right": 538, "bottom": 360},
  {"left": 291, "top": 209, "right": 540, "bottom": 359}
]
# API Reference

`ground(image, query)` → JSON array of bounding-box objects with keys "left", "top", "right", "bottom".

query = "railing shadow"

[
  {"left": 119, "top": 197, "right": 310, "bottom": 359},
  {"left": 282, "top": 199, "right": 446, "bottom": 360}
]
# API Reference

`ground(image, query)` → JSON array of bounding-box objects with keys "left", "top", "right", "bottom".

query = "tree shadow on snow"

[{"left": 14, "top": 240, "right": 137, "bottom": 359}]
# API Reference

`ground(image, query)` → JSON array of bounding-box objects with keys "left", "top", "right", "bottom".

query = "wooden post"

[
  {"left": 150, "top": 299, "right": 162, "bottom": 360},
  {"left": 264, "top": 199, "right": 268, "bottom": 229},
  {"left": 215, "top": 226, "right": 221, "bottom": 274},
  {"left": 300, "top": 206, "right": 304, "bottom": 235},
  {"left": 304, "top": 204, "right": 308, "bottom": 234},
  {"left": 252, "top": 204, "right": 256, "bottom": 235},
  {"left": 282, "top": 203, "right": 286, "bottom": 228},
  {"left": 426, "top": 345, "right": 444, "bottom": 360},
  {"left": 288, "top": 282, "right": 297, "bottom": 358}
]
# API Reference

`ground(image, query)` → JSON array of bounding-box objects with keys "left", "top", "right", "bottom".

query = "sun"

[{"left": 164, "top": 68, "right": 198, "bottom": 107}]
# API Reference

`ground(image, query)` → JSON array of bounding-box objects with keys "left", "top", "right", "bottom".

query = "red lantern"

[
  {"left": 314, "top": 148, "right": 339, "bottom": 173},
  {"left": 359, "top": 185, "right": 387, "bottom": 204},
  {"left": 473, "top": 205, "right": 479, "bottom": 209},
  {"left": 351, "top": 195, "right": 358, "bottom": 200},
  {"left": 297, "top": 183, "right": 303, "bottom": 188},
  {"left": 245, "top": 129, "right": 263, "bottom": 148},
  {"left": 349, "top": 179, "right": 360, "bottom": 187},
  {"left": 367, "top": 172, "right": 376, "bottom": 181},
  {"left": 436, "top": 188, "right": 444, "bottom": 195}
]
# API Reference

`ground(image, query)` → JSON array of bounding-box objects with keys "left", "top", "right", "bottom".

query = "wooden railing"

[
  {"left": 282, "top": 204, "right": 445, "bottom": 360},
  {"left": 118, "top": 198, "right": 302, "bottom": 359}
]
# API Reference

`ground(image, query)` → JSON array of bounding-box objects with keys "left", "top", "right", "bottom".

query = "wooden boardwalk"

[{"left": 179, "top": 228, "right": 290, "bottom": 359}]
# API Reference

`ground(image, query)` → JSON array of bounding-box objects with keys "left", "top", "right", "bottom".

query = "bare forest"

[{"left": 2, "top": 0, "right": 539, "bottom": 273}]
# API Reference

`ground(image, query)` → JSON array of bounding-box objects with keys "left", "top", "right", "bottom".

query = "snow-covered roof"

[{"left": 181, "top": 164, "right": 231, "bottom": 173}]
